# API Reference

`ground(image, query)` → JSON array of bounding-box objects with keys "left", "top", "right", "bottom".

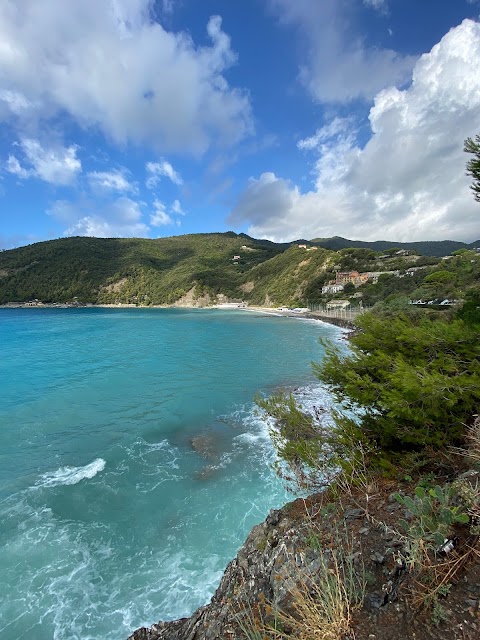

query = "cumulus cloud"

[
  {"left": 49, "top": 197, "right": 149, "bottom": 237},
  {"left": 145, "top": 160, "right": 183, "bottom": 188},
  {"left": 5, "top": 138, "right": 81, "bottom": 185},
  {"left": 297, "top": 117, "right": 356, "bottom": 151},
  {"left": 171, "top": 199, "right": 186, "bottom": 215},
  {"left": 150, "top": 200, "right": 173, "bottom": 226},
  {"left": 87, "top": 168, "right": 137, "bottom": 194},
  {"left": 0, "top": 1, "right": 252, "bottom": 154},
  {"left": 229, "top": 20, "right": 480, "bottom": 243},
  {"left": 270, "top": 0, "right": 415, "bottom": 103}
]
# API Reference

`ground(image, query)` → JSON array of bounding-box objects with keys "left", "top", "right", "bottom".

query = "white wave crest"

[{"left": 36, "top": 458, "right": 106, "bottom": 488}]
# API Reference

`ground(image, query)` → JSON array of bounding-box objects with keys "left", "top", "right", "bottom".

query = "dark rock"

[
  {"left": 386, "top": 503, "right": 401, "bottom": 513},
  {"left": 127, "top": 502, "right": 326, "bottom": 640},
  {"left": 344, "top": 508, "right": 364, "bottom": 521},
  {"left": 190, "top": 434, "right": 219, "bottom": 461},
  {"left": 266, "top": 509, "right": 280, "bottom": 526},
  {"left": 370, "top": 552, "right": 385, "bottom": 564},
  {"left": 364, "top": 591, "right": 387, "bottom": 611}
]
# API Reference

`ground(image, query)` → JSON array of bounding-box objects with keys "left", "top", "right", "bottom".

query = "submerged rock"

[{"left": 190, "top": 434, "right": 219, "bottom": 461}]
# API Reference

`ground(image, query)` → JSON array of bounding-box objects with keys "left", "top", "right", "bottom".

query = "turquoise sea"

[{"left": 0, "top": 308, "right": 343, "bottom": 640}]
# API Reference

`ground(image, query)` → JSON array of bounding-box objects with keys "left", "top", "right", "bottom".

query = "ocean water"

[{"left": 0, "top": 308, "right": 343, "bottom": 640}]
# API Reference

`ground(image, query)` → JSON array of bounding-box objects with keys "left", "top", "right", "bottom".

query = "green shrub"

[
  {"left": 315, "top": 310, "right": 480, "bottom": 453},
  {"left": 395, "top": 484, "right": 470, "bottom": 547}
]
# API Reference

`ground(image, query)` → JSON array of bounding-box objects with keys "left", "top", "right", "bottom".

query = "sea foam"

[{"left": 36, "top": 458, "right": 106, "bottom": 488}]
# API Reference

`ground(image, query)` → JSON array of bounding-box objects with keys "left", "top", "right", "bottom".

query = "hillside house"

[
  {"left": 297, "top": 244, "right": 308, "bottom": 249},
  {"left": 335, "top": 271, "right": 369, "bottom": 286},
  {"left": 322, "top": 284, "right": 344, "bottom": 294}
]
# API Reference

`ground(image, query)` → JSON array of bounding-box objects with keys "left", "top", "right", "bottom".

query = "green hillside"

[
  {"left": 310, "top": 236, "right": 480, "bottom": 257},
  {"left": 0, "top": 234, "right": 284, "bottom": 305},
  {"left": 1, "top": 234, "right": 478, "bottom": 307},
  {"left": 242, "top": 246, "right": 334, "bottom": 306}
]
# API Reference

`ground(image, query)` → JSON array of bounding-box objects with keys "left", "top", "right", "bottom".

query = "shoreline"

[{"left": 0, "top": 302, "right": 356, "bottom": 331}]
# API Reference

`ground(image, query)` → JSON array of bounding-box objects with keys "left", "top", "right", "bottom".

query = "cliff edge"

[{"left": 128, "top": 475, "right": 480, "bottom": 640}]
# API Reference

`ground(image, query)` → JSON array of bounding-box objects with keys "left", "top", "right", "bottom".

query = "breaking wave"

[{"left": 36, "top": 458, "right": 106, "bottom": 488}]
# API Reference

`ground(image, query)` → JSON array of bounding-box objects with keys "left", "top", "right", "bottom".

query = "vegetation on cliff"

[
  {"left": 250, "top": 285, "right": 480, "bottom": 640},
  {"left": 310, "top": 236, "right": 479, "bottom": 257}
]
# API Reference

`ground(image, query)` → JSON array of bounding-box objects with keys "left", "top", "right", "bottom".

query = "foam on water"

[
  {"left": 0, "top": 308, "right": 345, "bottom": 640},
  {"left": 35, "top": 458, "right": 106, "bottom": 488}
]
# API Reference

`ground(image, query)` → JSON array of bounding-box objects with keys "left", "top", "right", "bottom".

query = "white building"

[{"left": 322, "top": 284, "right": 344, "bottom": 294}]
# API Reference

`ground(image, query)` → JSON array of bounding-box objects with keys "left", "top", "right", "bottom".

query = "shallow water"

[{"left": 0, "top": 308, "right": 343, "bottom": 640}]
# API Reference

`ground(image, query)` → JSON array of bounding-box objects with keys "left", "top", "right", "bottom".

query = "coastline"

[
  {"left": 0, "top": 302, "right": 357, "bottom": 331},
  {"left": 2, "top": 303, "right": 341, "bottom": 639}
]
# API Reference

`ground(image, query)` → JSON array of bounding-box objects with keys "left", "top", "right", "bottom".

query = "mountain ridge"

[
  {"left": 1, "top": 233, "right": 478, "bottom": 306},
  {"left": 309, "top": 235, "right": 480, "bottom": 256}
]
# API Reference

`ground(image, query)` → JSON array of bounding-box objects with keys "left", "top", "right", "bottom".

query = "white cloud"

[
  {"left": 6, "top": 138, "right": 81, "bottom": 185},
  {"left": 0, "top": 1, "right": 252, "bottom": 154},
  {"left": 270, "top": 0, "right": 415, "bottom": 103},
  {"left": 171, "top": 199, "right": 186, "bottom": 215},
  {"left": 363, "top": 0, "right": 387, "bottom": 11},
  {"left": 49, "top": 196, "right": 149, "bottom": 237},
  {"left": 150, "top": 199, "right": 173, "bottom": 226},
  {"left": 297, "top": 117, "right": 355, "bottom": 151},
  {"left": 88, "top": 169, "right": 137, "bottom": 194},
  {"left": 6, "top": 155, "right": 29, "bottom": 178},
  {"left": 229, "top": 20, "right": 480, "bottom": 243},
  {"left": 145, "top": 160, "right": 183, "bottom": 188},
  {"left": 0, "top": 90, "right": 34, "bottom": 116}
]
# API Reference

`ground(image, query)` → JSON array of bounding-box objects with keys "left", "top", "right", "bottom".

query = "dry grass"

[
  {"left": 408, "top": 538, "right": 480, "bottom": 610},
  {"left": 464, "top": 415, "right": 480, "bottom": 466},
  {"left": 241, "top": 544, "right": 365, "bottom": 640},
  {"left": 451, "top": 414, "right": 480, "bottom": 468},
  {"left": 270, "top": 556, "right": 359, "bottom": 640}
]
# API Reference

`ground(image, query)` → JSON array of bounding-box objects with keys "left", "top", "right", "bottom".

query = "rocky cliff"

[{"left": 128, "top": 476, "right": 480, "bottom": 640}]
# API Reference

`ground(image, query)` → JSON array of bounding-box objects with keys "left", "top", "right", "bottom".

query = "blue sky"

[{"left": 1, "top": 0, "right": 480, "bottom": 249}]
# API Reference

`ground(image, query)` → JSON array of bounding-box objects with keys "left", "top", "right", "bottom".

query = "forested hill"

[
  {"left": 0, "top": 233, "right": 478, "bottom": 306},
  {"left": 310, "top": 236, "right": 480, "bottom": 256},
  {"left": 0, "top": 233, "right": 288, "bottom": 305}
]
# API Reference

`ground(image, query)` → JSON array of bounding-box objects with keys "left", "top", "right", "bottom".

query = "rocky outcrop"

[
  {"left": 172, "top": 287, "right": 213, "bottom": 308},
  {"left": 128, "top": 477, "right": 480, "bottom": 640},
  {"left": 127, "top": 501, "right": 323, "bottom": 640},
  {"left": 305, "top": 313, "right": 357, "bottom": 330}
]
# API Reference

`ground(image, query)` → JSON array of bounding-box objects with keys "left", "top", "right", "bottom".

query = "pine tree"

[{"left": 464, "top": 134, "right": 480, "bottom": 202}]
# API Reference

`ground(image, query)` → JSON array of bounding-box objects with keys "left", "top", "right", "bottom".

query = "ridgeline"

[{"left": 0, "top": 233, "right": 479, "bottom": 307}]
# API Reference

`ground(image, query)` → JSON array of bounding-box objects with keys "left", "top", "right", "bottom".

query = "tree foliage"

[
  {"left": 258, "top": 301, "right": 480, "bottom": 490},
  {"left": 464, "top": 134, "right": 480, "bottom": 202},
  {"left": 315, "top": 309, "right": 480, "bottom": 452}
]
